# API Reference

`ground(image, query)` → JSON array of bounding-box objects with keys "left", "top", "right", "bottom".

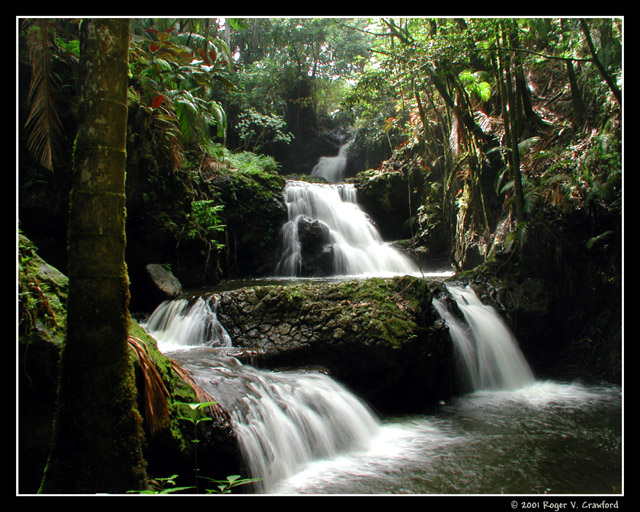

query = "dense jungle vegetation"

[
  {"left": 19, "top": 17, "right": 622, "bottom": 285},
  {"left": 17, "top": 17, "right": 622, "bottom": 494}
]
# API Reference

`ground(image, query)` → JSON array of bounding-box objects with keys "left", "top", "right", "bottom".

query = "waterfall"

[
  {"left": 185, "top": 356, "right": 380, "bottom": 493},
  {"left": 311, "top": 143, "right": 350, "bottom": 183},
  {"left": 433, "top": 284, "right": 535, "bottom": 392},
  {"left": 144, "top": 296, "right": 380, "bottom": 493},
  {"left": 276, "top": 180, "right": 420, "bottom": 277},
  {"left": 145, "top": 295, "right": 232, "bottom": 350}
]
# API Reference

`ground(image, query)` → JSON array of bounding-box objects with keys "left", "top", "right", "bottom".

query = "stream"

[
  {"left": 148, "top": 291, "right": 621, "bottom": 496},
  {"left": 271, "top": 381, "right": 621, "bottom": 495},
  {"left": 143, "top": 180, "right": 622, "bottom": 496}
]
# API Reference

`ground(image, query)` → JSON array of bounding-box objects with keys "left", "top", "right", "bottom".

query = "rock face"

[{"left": 216, "top": 276, "right": 456, "bottom": 414}]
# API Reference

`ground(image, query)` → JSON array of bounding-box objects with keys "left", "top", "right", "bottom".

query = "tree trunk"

[
  {"left": 497, "top": 25, "right": 526, "bottom": 225},
  {"left": 579, "top": 18, "right": 621, "bottom": 107},
  {"left": 566, "top": 60, "right": 587, "bottom": 128},
  {"left": 39, "top": 18, "right": 147, "bottom": 494}
]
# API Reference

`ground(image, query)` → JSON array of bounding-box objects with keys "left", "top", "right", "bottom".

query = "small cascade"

[
  {"left": 145, "top": 295, "right": 231, "bottom": 351},
  {"left": 276, "top": 180, "right": 420, "bottom": 277},
  {"left": 311, "top": 143, "right": 350, "bottom": 183},
  {"left": 184, "top": 356, "right": 380, "bottom": 493},
  {"left": 142, "top": 286, "right": 619, "bottom": 495},
  {"left": 433, "top": 284, "right": 535, "bottom": 392}
]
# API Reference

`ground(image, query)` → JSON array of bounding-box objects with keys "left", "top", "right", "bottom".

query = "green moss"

[
  {"left": 275, "top": 276, "right": 425, "bottom": 348},
  {"left": 18, "top": 235, "right": 206, "bottom": 489},
  {"left": 18, "top": 234, "right": 68, "bottom": 347},
  {"left": 332, "top": 277, "right": 422, "bottom": 348}
]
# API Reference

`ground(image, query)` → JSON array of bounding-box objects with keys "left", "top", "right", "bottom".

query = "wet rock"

[
  {"left": 216, "top": 276, "right": 456, "bottom": 414},
  {"left": 135, "top": 263, "right": 183, "bottom": 312},
  {"left": 295, "top": 215, "right": 335, "bottom": 276}
]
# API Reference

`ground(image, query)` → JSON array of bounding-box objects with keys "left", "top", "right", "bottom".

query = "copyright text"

[{"left": 511, "top": 500, "right": 619, "bottom": 510}]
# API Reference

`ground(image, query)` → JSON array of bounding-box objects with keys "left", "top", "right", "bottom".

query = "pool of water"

[{"left": 271, "top": 381, "right": 622, "bottom": 495}]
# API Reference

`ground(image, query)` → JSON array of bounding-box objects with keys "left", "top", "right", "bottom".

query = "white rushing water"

[
  {"left": 276, "top": 180, "right": 421, "bottom": 277},
  {"left": 311, "top": 143, "right": 350, "bottom": 183},
  {"left": 144, "top": 285, "right": 620, "bottom": 495},
  {"left": 144, "top": 298, "right": 382, "bottom": 493},
  {"left": 273, "top": 380, "right": 621, "bottom": 495},
  {"left": 145, "top": 295, "right": 231, "bottom": 351},
  {"left": 182, "top": 354, "right": 380, "bottom": 493},
  {"left": 433, "top": 284, "right": 535, "bottom": 392}
]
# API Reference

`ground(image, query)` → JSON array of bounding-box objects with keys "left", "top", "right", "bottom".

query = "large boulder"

[
  {"left": 216, "top": 276, "right": 455, "bottom": 414},
  {"left": 145, "top": 264, "right": 182, "bottom": 305},
  {"left": 296, "top": 216, "right": 334, "bottom": 276}
]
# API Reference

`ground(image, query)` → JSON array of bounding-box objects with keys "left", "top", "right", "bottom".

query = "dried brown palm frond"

[
  {"left": 22, "top": 18, "right": 66, "bottom": 171},
  {"left": 127, "top": 336, "right": 171, "bottom": 435}
]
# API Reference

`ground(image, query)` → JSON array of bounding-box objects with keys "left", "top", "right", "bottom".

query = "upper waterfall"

[
  {"left": 275, "top": 180, "right": 421, "bottom": 278},
  {"left": 311, "top": 143, "right": 350, "bottom": 183}
]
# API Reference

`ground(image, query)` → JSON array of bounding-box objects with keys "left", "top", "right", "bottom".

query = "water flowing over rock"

[
  {"left": 276, "top": 181, "right": 421, "bottom": 277},
  {"left": 146, "top": 276, "right": 456, "bottom": 414},
  {"left": 433, "top": 283, "right": 535, "bottom": 392},
  {"left": 176, "top": 351, "right": 380, "bottom": 492},
  {"left": 311, "top": 143, "right": 350, "bottom": 183},
  {"left": 140, "top": 274, "right": 618, "bottom": 494},
  {"left": 144, "top": 276, "right": 456, "bottom": 492}
]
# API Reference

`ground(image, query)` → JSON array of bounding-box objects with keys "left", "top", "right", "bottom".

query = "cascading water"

[
  {"left": 183, "top": 356, "right": 380, "bottom": 493},
  {"left": 311, "top": 143, "right": 350, "bottom": 183},
  {"left": 276, "top": 180, "right": 421, "bottom": 277},
  {"left": 145, "top": 295, "right": 232, "bottom": 351},
  {"left": 433, "top": 284, "right": 535, "bottom": 392},
  {"left": 144, "top": 297, "right": 381, "bottom": 493},
  {"left": 144, "top": 285, "right": 620, "bottom": 495}
]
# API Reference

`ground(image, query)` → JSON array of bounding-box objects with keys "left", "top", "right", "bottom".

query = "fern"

[{"left": 504, "top": 220, "right": 531, "bottom": 254}]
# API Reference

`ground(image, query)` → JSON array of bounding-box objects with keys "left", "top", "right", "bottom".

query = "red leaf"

[
  {"left": 197, "top": 48, "right": 210, "bottom": 65},
  {"left": 150, "top": 95, "right": 166, "bottom": 109},
  {"left": 149, "top": 43, "right": 159, "bottom": 53}
]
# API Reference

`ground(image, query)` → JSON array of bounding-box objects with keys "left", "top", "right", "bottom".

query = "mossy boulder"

[
  {"left": 208, "top": 169, "right": 288, "bottom": 277},
  {"left": 18, "top": 235, "right": 68, "bottom": 492},
  {"left": 351, "top": 167, "right": 426, "bottom": 242},
  {"left": 216, "top": 276, "right": 455, "bottom": 413}
]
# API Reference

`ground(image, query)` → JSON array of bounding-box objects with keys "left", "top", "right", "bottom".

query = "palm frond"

[
  {"left": 23, "top": 19, "right": 65, "bottom": 171},
  {"left": 128, "top": 336, "right": 171, "bottom": 435}
]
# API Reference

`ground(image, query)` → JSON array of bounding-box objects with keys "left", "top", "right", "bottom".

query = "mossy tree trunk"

[{"left": 39, "top": 18, "right": 147, "bottom": 494}]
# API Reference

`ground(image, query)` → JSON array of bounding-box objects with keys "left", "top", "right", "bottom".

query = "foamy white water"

[
  {"left": 276, "top": 181, "right": 421, "bottom": 277},
  {"left": 144, "top": 296, "right": 231, "bottom": 351},
  {"left": 142, "top": 282, "right": 620, "bottom": 495},
  {"left": 311, "top": 143, "right": 350, "bottom": 183},
  {"left": 434, "top": 284, "right": 534, "bottom": 391},
  {"left": 172, "top": 351, "right": 381, "bottom": 493},
  {"left": 271, "top": 380, "right": 621, "bottom": 495}
]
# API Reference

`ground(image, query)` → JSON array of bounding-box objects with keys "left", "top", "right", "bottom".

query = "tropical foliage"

[
  {"left": 17, "top": 16, "right": 622, "bottom": 495},
  {"left": 19, "top": 16, "right": 622, "bottom": 272}
]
